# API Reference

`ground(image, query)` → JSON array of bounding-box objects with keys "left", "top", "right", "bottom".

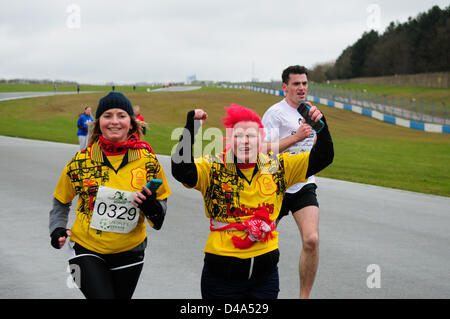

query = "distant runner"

[{"left": 76, "top": 106, "right": 93, "bottom": 150}]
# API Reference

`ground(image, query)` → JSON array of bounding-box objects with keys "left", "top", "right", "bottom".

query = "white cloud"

[{"left": 1, "top": 0, "right": 448, "bottom": 83}]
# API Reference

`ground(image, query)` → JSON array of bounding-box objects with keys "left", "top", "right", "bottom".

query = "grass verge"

[{"left": 0, "top": 88, "right": 449, "bottom": 196}]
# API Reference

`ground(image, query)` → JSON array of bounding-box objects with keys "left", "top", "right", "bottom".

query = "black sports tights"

[{"left": 69, "top": 255, "right": 143, "bottom": 299}]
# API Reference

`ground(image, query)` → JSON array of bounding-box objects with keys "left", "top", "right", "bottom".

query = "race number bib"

[
  {"left": 90, "top": 186, "right": 139, "bottom": 234},
  {"left": 287, "top": 146, "right": 308, "bottom": 155}
]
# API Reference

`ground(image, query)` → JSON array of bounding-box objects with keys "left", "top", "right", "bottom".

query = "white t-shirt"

[{"left": 262, "top": 98, "right": 316, "bottom": 193}]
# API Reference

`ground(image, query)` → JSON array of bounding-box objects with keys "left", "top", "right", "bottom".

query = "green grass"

[
  {"left": 145, "top": 123, "right": 180, "bottom": 155},
  {"left": 1, "top": 88, "right": 449, "bottom": 197},
  {"left": 329, "top": 136, "right": 449, "bottom": 195}
]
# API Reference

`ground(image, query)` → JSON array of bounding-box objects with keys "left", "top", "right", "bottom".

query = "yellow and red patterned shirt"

[
  {"left": 189, "top": 151, "right": 309, "bottom": 259},
  {"left": 53, "top": 141, "right": 171, "bottom": 254}
]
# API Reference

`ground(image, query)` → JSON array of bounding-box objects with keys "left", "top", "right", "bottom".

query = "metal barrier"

[{"left": 220, "top": 82, "right": 450, "bottom": 134}]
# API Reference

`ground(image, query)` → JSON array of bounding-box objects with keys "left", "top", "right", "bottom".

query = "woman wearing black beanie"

[{"left": 49, "top": 92, "right": 171, "bottom": 299}]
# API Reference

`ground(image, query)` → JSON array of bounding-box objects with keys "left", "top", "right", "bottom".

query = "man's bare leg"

[{"left": 293, "top": 205, "right": 319, "bottom": 299}]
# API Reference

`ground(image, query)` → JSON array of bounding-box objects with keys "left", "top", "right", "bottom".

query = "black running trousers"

[{"left": 68, "top": 242, "right": 145, "bottom": 299}]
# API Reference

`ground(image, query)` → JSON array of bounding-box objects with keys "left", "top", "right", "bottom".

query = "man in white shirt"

[{"left": 262, "top": 65, "right": 320, "bottom": 299}]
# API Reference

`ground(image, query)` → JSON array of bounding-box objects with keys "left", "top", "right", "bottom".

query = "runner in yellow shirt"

[
  {"left": 49, "top": 92, "right": 171, "bottom": 299},
  {"left": 171, "top": 104, "right": 333, "bottom": 299}
]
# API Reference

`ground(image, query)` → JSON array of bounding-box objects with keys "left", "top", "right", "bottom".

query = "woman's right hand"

[
  {"left": 193, "top": 109, "right": 208, "bottom": 125},
  {"left": 50, "top": 228, "right": 72, "bottom": 249}
]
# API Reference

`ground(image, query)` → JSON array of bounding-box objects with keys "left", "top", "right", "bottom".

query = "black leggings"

[{"left": 68, "top": 243, "right": 144, "bottom": 299}]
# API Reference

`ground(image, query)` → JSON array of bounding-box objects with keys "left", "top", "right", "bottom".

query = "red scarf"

[
  {"left": 236, "top": 163, "right": 256, "bottom": 169},
  {"left": 99, "top": 134, "right": 155, "bottom": 156},
  {"left": 210, "top": 205, "right": 275, "bottom": 249},
  {"left": 220, "top": 150, "right": 257, "bottom": 169}
]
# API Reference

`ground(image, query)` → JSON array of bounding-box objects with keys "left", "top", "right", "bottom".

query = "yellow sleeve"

[
  {"left": 154, "top": 162, "right": 171, "bottom": 200},
  {"left": 53, "top": 165, "right": 76, "bottom": 204},
  {"left": 282, "top": 152, "right": 310, "bottom": 188},
  {"left": 192, "top": 156, "right": 212, "bottom": 195}
]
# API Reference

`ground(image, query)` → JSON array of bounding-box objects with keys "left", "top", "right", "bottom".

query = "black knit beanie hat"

[{"left": 96, "top": 92, "right": 134, "bottom": 119}]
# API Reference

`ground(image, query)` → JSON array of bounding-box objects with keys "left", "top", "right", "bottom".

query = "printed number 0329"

[{"left": 95, "top": 202, "right": 137, "bottom": 221}]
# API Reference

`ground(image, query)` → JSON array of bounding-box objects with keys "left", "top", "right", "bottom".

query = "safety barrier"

[{"left": 221, "top": 84, "right": 450, "bottom": 134}]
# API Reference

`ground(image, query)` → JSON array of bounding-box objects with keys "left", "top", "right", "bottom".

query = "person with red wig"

[{"left": 171, "top": 103, "right": 333, "bottom": 299}]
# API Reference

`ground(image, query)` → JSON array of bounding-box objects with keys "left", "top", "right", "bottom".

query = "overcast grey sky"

[{"left": 1, "top": 0, "right": 448, "bottom": 84}]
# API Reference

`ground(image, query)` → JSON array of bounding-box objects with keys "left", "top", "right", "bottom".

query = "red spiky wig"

[
  {"left": 221, "top": 104, "right": 266, "bottom": 156},
  {"left": 222, "top": 104, "right": 264, "bottom": 129}
]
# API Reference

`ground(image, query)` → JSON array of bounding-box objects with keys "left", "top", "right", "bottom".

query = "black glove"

[
  {"left": 50, "top": 227, "right": 69, "bottom": 249},
  {"left": 138, "top": 194, "right": 165, "bottom": 230}
]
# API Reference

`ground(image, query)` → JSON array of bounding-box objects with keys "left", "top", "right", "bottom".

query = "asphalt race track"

[
  {"left": 0, "top": 86, "right": 201, "bottom": 103},
  {"left": 0, "top": 136, "right": 449, "bottom": 299},
  {"left": 150, "top": 86, "right": 201, "bottom": 92},
  {"left": 0, "top": 91, "right": 100, "bottom": 102}
]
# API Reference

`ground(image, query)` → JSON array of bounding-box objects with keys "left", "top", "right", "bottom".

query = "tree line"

[{"left": 309, "top": 5, "right": 449, "bottom": 82}]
